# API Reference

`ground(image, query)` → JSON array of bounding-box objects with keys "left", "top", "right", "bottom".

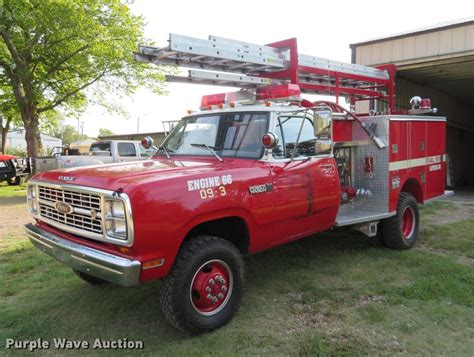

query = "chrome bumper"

[{"left": 25, "top": 223, "right": 141, "bottom": 287}]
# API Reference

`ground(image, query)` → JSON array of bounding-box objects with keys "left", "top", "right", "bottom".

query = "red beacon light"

[
  {"left": 262, "top": 132, "right": 278, "bottom": 149},
  {"left": 201, "top": 93, "right": 226, "bottom": 108},
  {"left": 200, "top": 83, "right": 302, "bottom": 110},
  {"left": 256, "top": 83, "right": 301, "bottom": 100}
]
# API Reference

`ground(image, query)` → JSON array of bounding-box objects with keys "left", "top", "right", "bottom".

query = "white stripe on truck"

[{"left": 389, "top": 155, "right": 445, "bottom": 171}]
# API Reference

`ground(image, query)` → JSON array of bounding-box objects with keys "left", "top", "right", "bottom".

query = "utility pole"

[
  {"left": 81, "top": 122, "right": 84, "bottom": 137},
  {"left": 137, "top": 116, "right": 140, "bottom": 134}
]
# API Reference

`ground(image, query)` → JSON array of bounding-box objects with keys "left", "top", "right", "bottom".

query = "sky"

[{"left": 65, "top": 0, "right": 473, "bottom": 137}]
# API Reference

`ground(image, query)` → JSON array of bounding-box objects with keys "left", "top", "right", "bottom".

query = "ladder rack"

[{"left": 136, "top": 34, "right": 397, "bottom": 112}]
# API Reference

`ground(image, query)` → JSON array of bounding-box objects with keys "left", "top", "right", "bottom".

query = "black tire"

[
  {"left": 160, "top": 236, "right": 244, "bottom": 333},
  {"left": 381, "top": 192, "right": 419, "bottom": 250},
  {"left": 7, "top": 176, "right": 25, "bottom": 186},
  {"left": 74, "top": 269, "right": 109, "bottom": 285}
]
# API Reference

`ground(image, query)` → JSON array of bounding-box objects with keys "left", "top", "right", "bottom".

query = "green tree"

[
  {"left": 0, "top": 0, "right": 168, "bottom": 158},
  {"left": 98, "top": 128, "right": 114, "bottom": 137},
  {"left": 0, "top": 99, "right": 20, "bottom": 154}
]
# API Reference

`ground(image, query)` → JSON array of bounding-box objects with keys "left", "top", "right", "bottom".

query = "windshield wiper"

[
  {"left": 190, "top": 143, "right": 223, "bottom": 162},
  {"left": 159, "top": 146, "right": 173, "bottom": 160},
  {"left": 150, "top": 145, "right": 173, "bottom": 160}
]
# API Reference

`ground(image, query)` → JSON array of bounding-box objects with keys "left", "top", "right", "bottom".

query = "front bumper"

[{"left": 25, "top": 223, "right": 141, "bottom": 287}]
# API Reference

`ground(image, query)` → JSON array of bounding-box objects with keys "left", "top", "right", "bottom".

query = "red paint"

[
  {"left": 0, "top": 154, "right": 17, "bottom": 161},
  {"left": 388, "top": 118, "right": 446, "bottom": 212},
  {"left": 333, "top": 120, "right": 352, "bottom": 142}
]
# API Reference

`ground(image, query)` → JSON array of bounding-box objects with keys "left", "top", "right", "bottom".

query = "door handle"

[{"left": 321, "top": 164, "right": 333, "bottom": 169}]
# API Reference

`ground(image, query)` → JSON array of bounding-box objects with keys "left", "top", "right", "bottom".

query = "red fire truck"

[{"left": 25, "top": 34, "right": 451, "bottom": 333}]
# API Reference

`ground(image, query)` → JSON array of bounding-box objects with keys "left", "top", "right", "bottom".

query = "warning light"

[
  {"left": 201, "top": 93, "right": 226, "bottom": 107},
  {"left": 256, "top": 84, "right": 301, "bottom": 100},
  {"left": 262, "top": 132, "right": 278, "bottom": 149}
]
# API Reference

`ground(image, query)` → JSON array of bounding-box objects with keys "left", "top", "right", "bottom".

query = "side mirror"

[
  {"left": 141, "top": 136, "right": 154, "bottom": 149},
  {"left": 314, "top": 110, "right": 332, "bottom": 138},
  {"left": 261, "top": 132, "right": 279, "bottom": 149},
  {"left": 313, "top": 110, "right": 332, "bottom": 155}
]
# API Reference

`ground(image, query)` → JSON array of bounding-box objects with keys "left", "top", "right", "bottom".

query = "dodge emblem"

[
  {"left": 58, "top": 176, "right": 76, "bottom": 182},
  {"left": 55, "top": 201, "right": 73, "bottom": 215}
]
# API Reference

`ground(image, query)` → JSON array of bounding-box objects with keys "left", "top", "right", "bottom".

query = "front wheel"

[
  {"left": 381, "top": 192, "right": 419, "bottom": 250},
  {"left": 159, "top": 236, "right": 243, "bottom": 333},
  {"left": 8, "top": 176, "right": 25, "bottom": 186}
]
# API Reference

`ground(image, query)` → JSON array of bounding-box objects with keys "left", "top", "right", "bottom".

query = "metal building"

[
  {"left": 351, "top": 18, "right": 474, "bottom": 187},
  {"left": 1, "top": 129, "right": 62, "bottom": 154}
]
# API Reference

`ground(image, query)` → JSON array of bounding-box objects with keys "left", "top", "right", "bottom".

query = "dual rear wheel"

[{"left": 380, "top": 192, "right": 420, "bottom": 249}]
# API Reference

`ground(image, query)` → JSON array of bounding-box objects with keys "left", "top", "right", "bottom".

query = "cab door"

[{"left": 271, "top": 114, "right": 337, "bottom": 243}]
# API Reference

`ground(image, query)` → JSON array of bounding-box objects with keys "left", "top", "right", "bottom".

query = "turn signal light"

[
  {"left": 143, "top": 258, "right": 165, "bottom": 270},
  {"left": 118, "top": 246, "right": 131, "bottom": 254}
]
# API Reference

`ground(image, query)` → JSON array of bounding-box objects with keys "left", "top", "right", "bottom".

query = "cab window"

[
  {"left": 117, "top": 143, "right": 137, "bottom": 157},
  {"left": 273, "top": 116, "right": 316, "bottom": 158},
  {"left": 89, "top": 142, "right": 111, "bottom": 156}
]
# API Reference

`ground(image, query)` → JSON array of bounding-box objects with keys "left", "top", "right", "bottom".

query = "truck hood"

[{"left": 32, "top": 158, "right": 221, "bottom": 191}]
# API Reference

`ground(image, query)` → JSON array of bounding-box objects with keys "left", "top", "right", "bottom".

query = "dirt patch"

[
  {"left": 416, "top": 244, "right": 474, "bottom": 267},
  {"left": 0, "top": 196, "right": 32, "bottom": 237},
  {"left": 424, "top": 200, "right": 474, "bottom": 226}
]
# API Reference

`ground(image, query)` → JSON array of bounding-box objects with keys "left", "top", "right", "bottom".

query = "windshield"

[{"left": 161, "top": 112, "right": 269, "bottom": 159}]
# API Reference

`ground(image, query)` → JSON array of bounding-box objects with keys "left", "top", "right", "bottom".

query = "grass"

[
  {"left": 1, "top": 198, "right": 473, "bottom": 355},
  {"left": 0, "top": 182, "right": 27, "bottom": 198}
]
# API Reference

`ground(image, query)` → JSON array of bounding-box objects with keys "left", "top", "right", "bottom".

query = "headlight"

[
  {"left": 109, "top": 200, "right": 125, "bottom": 219},
  {"left": 28, "top": 185, "right": 37, "bottom": 199},
  {"left": 105, "top": 199, "right": 127, "bottom": 240},
  {"left": 105, "top": 220, "right": 127, "bottom": 238},
  {"left": 27, "top": 185, "right": 38, "bottom": 214}
]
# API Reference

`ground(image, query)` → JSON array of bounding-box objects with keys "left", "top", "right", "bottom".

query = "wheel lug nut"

[
  {"left": 207, "top": 294, "right": 213, "bottom": 300},
  {"left": 218, "top": 293, "right": 224, "bottom": 299},
  {"left": 221, "top": 285, "right": 227, "bottom": 292},
  {"left": 212, "top": 297, "right": 218, "bottom": 304},
  {"left": 209, "top": 279, "right": 215, "bottom": 285},
  {"left": 205, "top": 287, "right": 211, "bottom": 293}
]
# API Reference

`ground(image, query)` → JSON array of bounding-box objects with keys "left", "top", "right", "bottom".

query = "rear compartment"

[{"left": 334, "top": 115, "right": 447, "bottom": 226}]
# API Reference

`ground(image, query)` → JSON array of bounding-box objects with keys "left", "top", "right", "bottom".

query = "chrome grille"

[{"left": 38, "top": 185, "right": 103, "bottom": 235}]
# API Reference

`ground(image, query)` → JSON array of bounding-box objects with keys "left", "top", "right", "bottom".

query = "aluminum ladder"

[{"left": 135, "top": 34, "right": 396, "bottom": 112}]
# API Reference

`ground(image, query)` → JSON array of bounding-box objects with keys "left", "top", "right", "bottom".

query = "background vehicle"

[
  {"left": 0, "top": 154, "right": 32, "bottom": 185},
  {"left": 25, "top": 33, "right": 451, "bottom": 333},
  {"left": 35, "top": 140, "right": 151, "bottom": 172}
]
